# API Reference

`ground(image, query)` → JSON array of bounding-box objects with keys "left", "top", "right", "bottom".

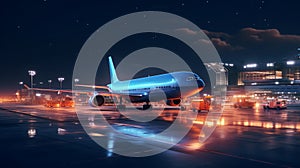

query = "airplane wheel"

[
  {"left": 117, "top": 105, "right": 126, "bottom": 110},
  {"left": 142, "top": 104, "right": 152, "bottom": 110},
  {"left": 180, "top": 106, "right": 186, "bottom": 111}
]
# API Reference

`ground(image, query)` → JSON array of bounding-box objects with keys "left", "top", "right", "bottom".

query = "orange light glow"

[
  {"left": 217, "top": 118, "right": 225, "bottom": 126},
  {"left": 263, "top": 122, "right": 273, "bottom": 129},
  {"left": 187, "top": 142, "right": 203, "bottom": 150},
  {"left": 193, "top": 120, "right": 204, "bottom": 125},
  {"left": 250, "top": 121, "right": 262, "bottom": 127},
  {"left": 297, "top": 124, "right": 300, "bottom": 130},
  {"left": 275, "top": 123, "right": 282, "bottom": 129},
  {"left": 205, "top": 121, "right": 214, "bottom": 127},
  {"left": 284, "top": 124, "right": 295, "bottom": 129}
]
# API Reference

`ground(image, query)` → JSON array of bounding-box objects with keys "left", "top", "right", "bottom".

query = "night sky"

[{"left": 1, "top": 0, "right": 300, "bottom": 94}]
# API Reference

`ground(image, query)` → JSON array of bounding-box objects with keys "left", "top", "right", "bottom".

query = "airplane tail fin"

[{"left": 108, "top": 56, "right": 119, "bottom": 83}]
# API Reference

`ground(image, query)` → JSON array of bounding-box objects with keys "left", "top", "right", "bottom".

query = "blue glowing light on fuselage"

[{"left": 107, "top": 71, "right": 205, "bottom": 100}]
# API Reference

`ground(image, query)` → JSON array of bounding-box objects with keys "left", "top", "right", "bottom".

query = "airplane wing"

[
  {"left": 75, "top": 84, "right": 145, "bottom": 97},
  {"left": 23, "top": 84, "right": 111, "bottom": 95},
  {"left": 75, "top": 84, "right": 109, "bottom": 89}
]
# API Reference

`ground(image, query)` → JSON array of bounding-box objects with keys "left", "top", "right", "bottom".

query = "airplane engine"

[
  {"left": 166, "top": 99, "right": 181, "bottom": 106},
  {"left": 88, "top": 94, "right": 105, "bottom": 107}
]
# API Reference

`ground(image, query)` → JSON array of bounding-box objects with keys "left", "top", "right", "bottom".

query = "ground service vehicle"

[
  {"left": 44, "top": 97, "right": 74, "bottom": 108},
  {"left": 233, "top": 97, "right": 256, "bottom": 109},
  {"left": 263, "top": 100, "right": 287, "bottom": 110},
  {"left": 191, "top": 98, "right": 210, "bottom": 112}
]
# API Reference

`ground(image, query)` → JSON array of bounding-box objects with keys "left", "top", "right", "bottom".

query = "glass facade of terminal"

[{"left": 235, "top": 59, "right": 300, "bottom": 96}]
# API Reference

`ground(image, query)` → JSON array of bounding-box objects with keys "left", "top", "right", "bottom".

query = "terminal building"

[{"left": 236, "top": 56, "right": 300, "bottom": 99}]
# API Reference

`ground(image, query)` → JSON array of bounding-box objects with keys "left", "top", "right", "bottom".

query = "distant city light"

[
  {"left": 245, "top": 64, "right": 257, "bottom": 68},
  {"left": 19, "top": 81, "right": 23, "bottom": 85},
  {"left": 35, "top": 93, "right": 41, "bottom": 97},
  {"left": 243, "top": 65, "right": 247, "bottom": 68},
  {"left": 251, "top": 82, "right": 257, "bottom": 85},
  {"left": 286, "top": 61, "right": 295, "bottom": 65},
  {"left": 266, "top": 63, "right": 274, "bottom": 67},
  {"left": 48, "top": 80, "right": 52, "bottom": 83},
  {"left": 275, "top": 81, "right": 279, "bottom": 85},
  {"left": 291, "top": 81, "right": 294, "bottom": 84},
  {"left": 223, "top": 63, "right": 234, "bottom": 67},
  {"left": 74, "top": 78, "right": 79, "bottom": 83}
]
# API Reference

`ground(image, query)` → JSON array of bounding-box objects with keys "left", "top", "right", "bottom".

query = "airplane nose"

[{"left": 197, "top": 79, "right": 205, "bottom": 88}]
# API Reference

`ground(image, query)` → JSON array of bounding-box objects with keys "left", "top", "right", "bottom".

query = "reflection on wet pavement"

[{"left": 0, "top": 103, "right": 299, "bottom": 167}]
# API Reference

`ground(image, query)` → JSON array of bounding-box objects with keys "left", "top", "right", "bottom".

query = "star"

[
  {"left": 235, "top": 12, "right": 239, "bottom": 16},
  {"left": 207, "top": 20, "right": 211, "bottom": 24},
  {"left": 181, "top": 3, "right": 185, "bottom": 6},
  {"left": 264, "top": 18, "right": 267, "bottom": 22}
]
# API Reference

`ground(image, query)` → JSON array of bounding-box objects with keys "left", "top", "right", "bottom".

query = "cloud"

[
  {"left": 211, "top": 38, "right": 231, "bottom": 47},
  {"left": 238, "top": 27, "right": 300, "bottom": 43},
  {"left": 176, "top": 28, "right": 198, "bottom": 35},
  {"left": 177, "top": 27, "right": 300, "bottom": 63}
]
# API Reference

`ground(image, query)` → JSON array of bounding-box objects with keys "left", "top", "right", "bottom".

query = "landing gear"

[
  {"left": 142, "top": 102, "right": 152, "bottom": 110},
  {"left": 180, "top": 105, "right": 186, "bottom": 111},
  {"left": 116, "top": 97, "right": 126, "bottom": 110}
]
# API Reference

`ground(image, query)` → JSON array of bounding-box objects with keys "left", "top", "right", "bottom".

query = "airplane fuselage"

[{"left": 107, "top": 71, "right": 205, "bottom": 103}]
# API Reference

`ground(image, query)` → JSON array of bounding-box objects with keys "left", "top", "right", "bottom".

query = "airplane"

[
  {"left": 78, "top": 56, "right": 205, "bottom": 109},
  {"left": 26, "top": 56, "right": 205, "bottom": 110}
]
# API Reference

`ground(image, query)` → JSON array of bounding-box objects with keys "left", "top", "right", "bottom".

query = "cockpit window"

[{"left": 186, "top": 75, "right": 200, "bottom": 81}]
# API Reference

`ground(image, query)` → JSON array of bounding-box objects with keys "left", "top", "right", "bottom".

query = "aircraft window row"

[
  {"left": 156, "top": 86, "right": 171, "bottom": 89},
  {"left": 125, "top": 88, "right": 151, "bottom": 92}
]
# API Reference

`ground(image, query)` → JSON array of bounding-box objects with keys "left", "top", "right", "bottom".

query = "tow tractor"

[
  {"left": 190, "top": 97, "right": 211, "bottom": 112},
  {"left": 263, "top": 99, "right": 287, "bottom": 110},
  {"left": 233, "top": 95, "right": 256, "bottom": 109}
]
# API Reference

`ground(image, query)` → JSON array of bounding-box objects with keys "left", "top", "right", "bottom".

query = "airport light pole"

[
  {"left": 28, "top": 70, "right": 36, "bottom": 88},
  {"left": 58, "top": 77, "right": 64, "bottom": 89},
  {"left": 48, "top": 80, "right": 52, "bottom": 88},
  {"left": 28, "top": 70, "right": 36, "bottom": 104}
]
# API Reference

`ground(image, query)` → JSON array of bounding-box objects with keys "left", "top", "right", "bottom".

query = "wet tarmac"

[{"left": 0, "top": 103, "right": 299, "bottom": 168}]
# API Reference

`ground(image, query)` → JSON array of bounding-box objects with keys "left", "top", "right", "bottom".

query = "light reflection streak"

[
  {"left": 192, "top": 117, "right": 300, "bottom": 130},
  {"left": 27, "top": 128, "right": 36, "bottom": 138},
  {"left": 107, "top": 133, "right": 114, "bottom": 157}
]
